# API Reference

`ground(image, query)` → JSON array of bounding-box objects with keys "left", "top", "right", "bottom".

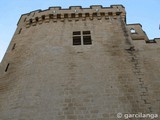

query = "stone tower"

[{"left": 0, "top": 5, "right": 160, "bottom": 120}]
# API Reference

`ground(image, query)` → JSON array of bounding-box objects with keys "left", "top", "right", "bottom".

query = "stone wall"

[{"left": 0, "top": 5, "right": 159, "bottom": 120}]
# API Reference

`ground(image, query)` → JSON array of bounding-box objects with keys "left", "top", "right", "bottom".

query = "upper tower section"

[{"left": 17, "top": 5, "right": 126, "bottom": 28}]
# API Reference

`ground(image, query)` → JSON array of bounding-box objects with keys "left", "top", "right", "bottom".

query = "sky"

[{"left": 0, "top": 0, "right": 160, "bottom": 62}]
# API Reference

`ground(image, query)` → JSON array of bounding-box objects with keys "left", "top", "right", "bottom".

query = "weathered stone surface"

[{"left": 0, "top": 5, "right": 160, "bottom": 120}]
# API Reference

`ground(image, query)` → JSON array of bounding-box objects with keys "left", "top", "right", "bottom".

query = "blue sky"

[{"left": 0, "top": 0, "right": 160, "bottom": 62}]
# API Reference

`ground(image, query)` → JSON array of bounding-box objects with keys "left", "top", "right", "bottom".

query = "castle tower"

[{"left": 0, "top": 5, "right": 160, "bottom": 120}]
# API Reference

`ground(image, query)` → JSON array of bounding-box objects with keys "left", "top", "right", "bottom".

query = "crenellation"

[
  {"left": 18, "top": 5, "right": 126, "bottom": 28},
  {"left": 25, "top": 12, "right": 121, "bottom": 27}
]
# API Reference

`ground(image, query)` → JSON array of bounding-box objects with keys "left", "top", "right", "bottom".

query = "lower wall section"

[{"left": 0, "top": 44, "right": 160, "bottom": 120}]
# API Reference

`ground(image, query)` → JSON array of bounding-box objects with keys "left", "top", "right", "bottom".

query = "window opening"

[
  {"left": 108, "top": 12, "right": 113, "bottom": 16},
  {"left": 73, "top": 31, "right": 92, "bottom": 45},
  {"left": 57, "top": 14, "right": 61, "bottom": 19},
  {"left": 83, "top": 31, "right": 90, "bottom": 35},
  {"left": 35, "top": 17, "right": 39, "bottom": 22},
  {"left": 49, "top": 14, "right": 53, "bottom": 19},
  {"left": 130, "top": 28, "right": 136, "bottom": 34},
  {"left": 12, "top": 43, "right": 16, "bottom": 50},
  {"left": 100, "top": 12, "right": 105, "bottom": 16},
  {"left": 93, "top": 13, "right": 97, "bottom": 17},
  {"left": 83, "top": 36, "right": 92, "bottom": 45},
  {"left": 64, "top": 14, "right": 68, "bottom": 18},
  {"left": 42, "top": 15, "right": 45, "bottom": 20},
  {"left": 5, "top": 63, "right": 10, "bottom": 72},
  {"left": 29, "top": 19, "right": 32, "bottom": 24},
  {"left": 71, "top": 13, "right": 75, "bottom": 18},
  {"left": 73, "top": 36, "right": 81, "bottom": 45},
  {"left": 18, "top": 28, "right": 22, "bottom": 34},
  {"left": 78, "top": 13, "right": 82, "bottom": 18},
  {"left": 85, "top": 13, "right": 89, "bottom": 17},
  {"left": 73, "top": 31, "right": 81, "bottom": 35}
]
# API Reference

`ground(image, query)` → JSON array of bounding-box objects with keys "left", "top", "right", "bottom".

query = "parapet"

[
  {"left": 126, "top": 24, "right": 149, "bottom": 41},
  {"left": 17, "top": 5, "right": 126, "bottom": 28}
]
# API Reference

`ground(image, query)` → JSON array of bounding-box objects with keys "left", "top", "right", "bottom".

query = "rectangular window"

[
  {"left": 49, "top": 14, "right": 53, "bottom": 19},
  {"left": 64, "top": 14, "right": 68, "bottom": 18},
  {"left": 73, "top": 36, "right": 81, "bottom": 45},
  {"left": 57, "top": 14, "right": 61, "bottom": 19},
  {"left": 71, "top": 13, "right": 75, "bottom": 18},
  {"left": 42, "top": 15, "right": 45, "bottom": 20},
  {"left": 73, "top": 31, "right": 81, "bottom": 35},
  {"left": 93, "top": 13, "right": 97, "bottom": 17},
  {"left": 83, "top": 31, "right": 90, "bottom": 35},
  {"left": 72, "top": 31, "right": 92, "bottom": 45},
  {"left": 83, "top": 36, "right": 92, "bottom": 45}
]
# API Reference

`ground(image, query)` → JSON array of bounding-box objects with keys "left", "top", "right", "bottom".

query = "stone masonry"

[{"left": 0, "top": 5, "right": 160, "bottom": 120}]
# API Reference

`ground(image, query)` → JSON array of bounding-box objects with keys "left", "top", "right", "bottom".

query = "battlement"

[{"left": 17, "top": 5, "right": 126, "bottom": 28}]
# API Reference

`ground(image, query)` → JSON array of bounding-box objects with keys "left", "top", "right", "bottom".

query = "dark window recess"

[
  {"left": 108, "top": 12, "right": 113, "bottom": 16},
  {"left": 5, "top": 63, "right": 10, "bottom": 72},
  {"left": 18, "top": 28, "right": 22, "bottom": 34},
  {"left": 85, "top": 13, "right": 89, "bottom": 17},
  {"left": 93, "top": 13, "right": 97, "bottom": 17},
  {"left": 83, "top": 31, "right": 90, "bottom": 35},
  {"left": 49, "top": 14, "right": 53, "bottom": 19},
  {"left": 57, "top": 14, "right": 61, "bottom": 19},
  {"left": 12, "top": 43, "right": 16, "bottom": 50},
  {"left": 116, "top": 12, "right": 121, "bottom": 15},
  {"left": 35, "top": 17, "right": 39, "bottom": 22},
  {"left": 42, "top": 15, "right": 45, "bottom": 20},
  {"left": 29, "top": 19, "right": 33, "bottom": 24},
  {"left": 64, "top": 14, "right": 68, "bottom": 18},
  {"left": 73, "top": 36, "right": 81, "bottom": 45},
  {"left": 71, "top": 13, "right": 75, "bottom": 18},
  {"left": 73, "top": 31, "right": 81, "bottom": 35},
  {"left": 78, "top": 13, "right": 82, "bottom": 17},
  {"left": 83, "top": 36, "right": 92, "bottom": 45},
  {"left": 100, "top": 12, "right": 105, "bottom": 16}
]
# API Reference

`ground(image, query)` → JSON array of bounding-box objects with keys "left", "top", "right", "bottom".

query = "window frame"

[{"left": 72, "top": 31, "right": 92, "bottom": 45}]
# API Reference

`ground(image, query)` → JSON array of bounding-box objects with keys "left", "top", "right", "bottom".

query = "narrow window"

[
  {"left": 18, "top": 28, "right": 22, "bottom": 34},
  {"left": 57, "top": 14, "right": 61, "bottom": 19},
  {"left": 100, "top": 12, "right": 105, "bottom": 16},
  {"left": 108, "top": 12, "right": 113, "bottom": 16},
  {"left": 12, "top": 43, "right": 16, "bottom": 50},
  {"left": 49, "top": 14, "right": 53, "bottom": 19},
  {"left": 73, "top": 36, "right": 81, "bottom": 45},
  {"left": 130, "top": 28, "right": 136, "bottom": 34},
  {"left": 73, "top": 31, "right": 81, "bottom": 35},
  {"left": 93, "top": 13, "right": 97, "bottom": 17},
  {"left": 64, "top": 14, "right": 68, "bottom": 18},
  {"left": 78, "top": 13, "right": 82, "bottom": 18},
  {"left": 42, "top": 15, "right": 45, "bottom": 20},
  {"left": 71, "top": 13, "right": 75, "bottom": 18},
  {"left": 83, "top": 36, "right": 92, "bottom": 45},
  {"left": 85, "top": 13, "right": 89, "bottom": 17},
  {"left": 29, "top": 19, "right": 33, "bottom": 24},
  {"left": 5, "top": 63, "right": 10, "bottom": 72},
  {"left": 35, "top": 17, "right": 39, "bottom": 22}
]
